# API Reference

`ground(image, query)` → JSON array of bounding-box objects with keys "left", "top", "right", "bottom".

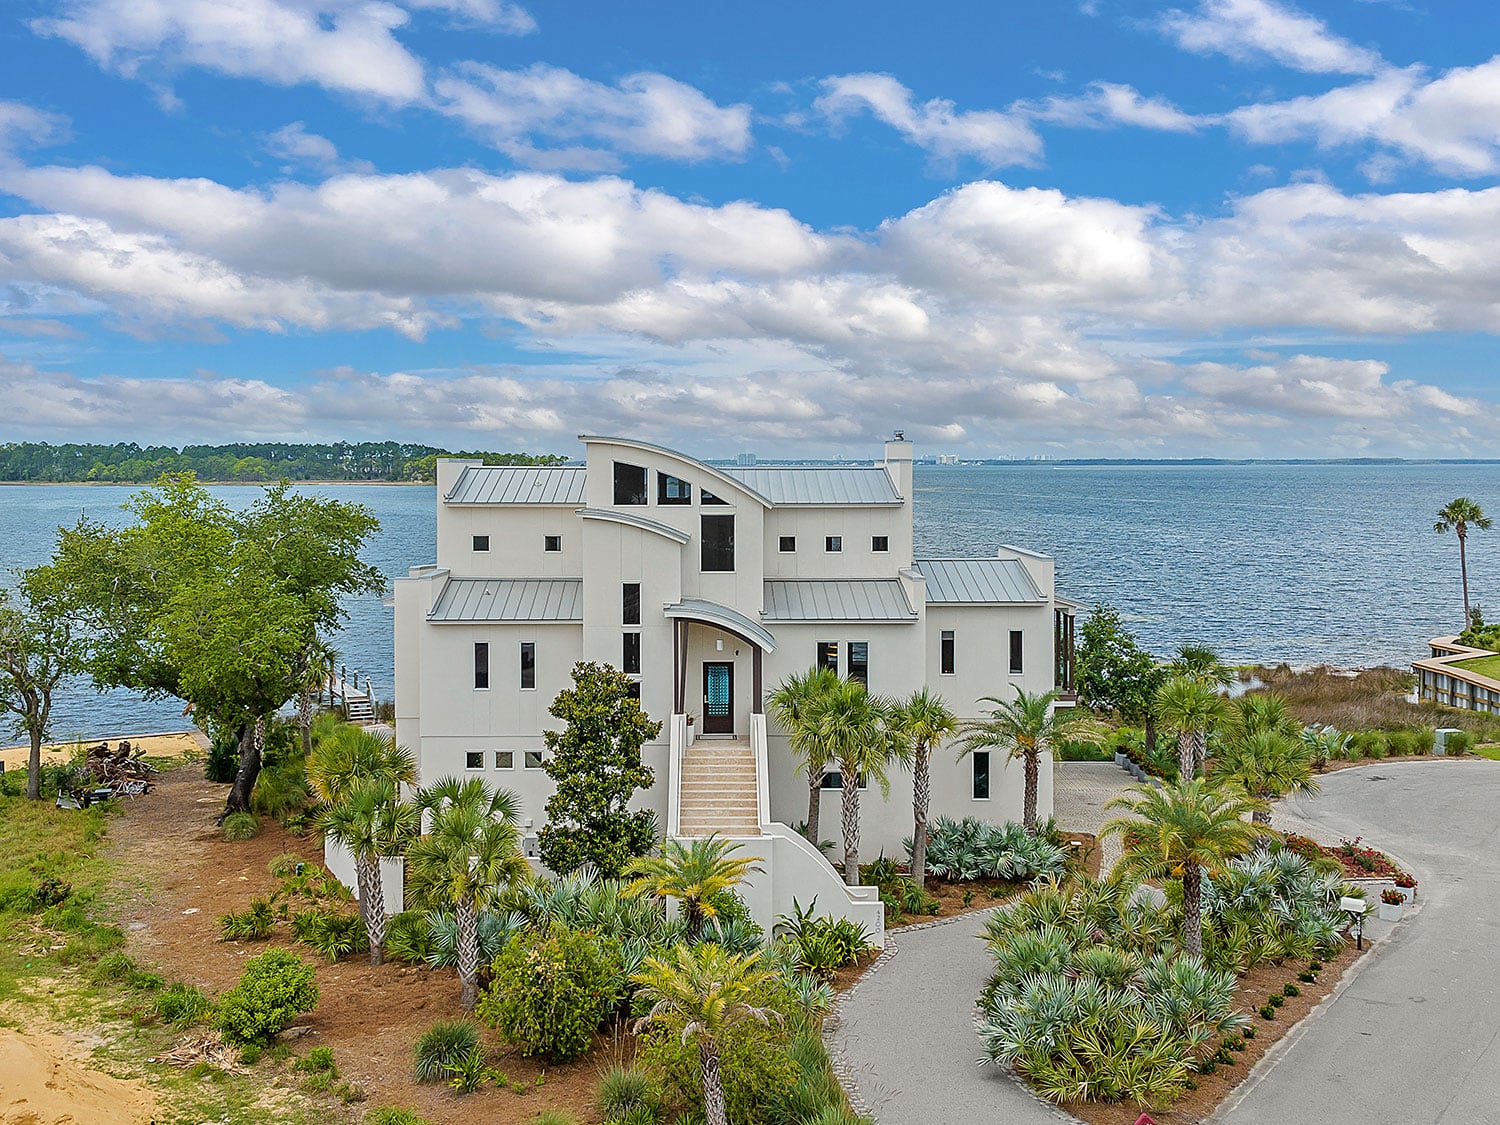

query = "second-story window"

[
  {"left": 520, "top": 641, "right": 536, "bottom": 689},
  {"left": 848, "top": 642, "right": 869, "bottom": 685},
  {"left": 657, "top": 473, "right": 692, "bottom": 504},
  {"left": 871, "top": 535, "right": 889, "bottom": 552},
  {"left": 473, "top": 535, "right": 490, "bottom": 552},
  {"left": 544, "top": 534, "right": 562, "bottom": 552},
  {"left": 623, "top": 583, "right": 641, "bottom": 625},
  {"left": 941, "top": 630, "right": 956, "bottom": 675},
  {"left": 826, "top": 536, "right": 842, "bottom": 552},
  {"left": 623, "top": 632, "right": 641, "bottom": 674},
  {"left": 701, "top": 514, "right": 735, "bottom": 572},
  {"left": 473, "top": 642, "right": 489, "bottom": 689},
  {"left": 815, "top": 641, "right": 838, "bottom": 674},
  {"left": 614, "top": 462, "right": 648, "bottom": 505},
  {"left": 1010, "top": 630, "right": 1024, "bottom": 675},
  {"left": 779, "top": 536, "right": 796, "bottom": 552},
  {"left": 701, "top": 488, "right": 728, "bottom": 505}
]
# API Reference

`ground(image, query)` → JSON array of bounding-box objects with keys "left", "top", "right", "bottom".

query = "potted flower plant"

[
  {"left": 1378, "top": 887, "right": 1405, "bottom": 922},
  {"left": 1394, "top": 872, "right": 1418, "bottom": 901}
]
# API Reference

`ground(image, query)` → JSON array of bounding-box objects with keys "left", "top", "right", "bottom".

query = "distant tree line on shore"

[{"left": 0, "top": 442, "right": 567, "bottom": 483}]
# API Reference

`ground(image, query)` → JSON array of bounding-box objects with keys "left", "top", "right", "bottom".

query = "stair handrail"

[
  {"left": 750, "top": 712, "right": 770, "bottom": 830},
  {"left": 667, "top": 712, "right": 686, "bottom": 837}
]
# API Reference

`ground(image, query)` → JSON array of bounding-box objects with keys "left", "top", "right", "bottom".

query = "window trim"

[
  {"left": 544, "top": 534, "right": 562, "bottom": 552},
  {"left": 778, "top": 535, "right": 796, "bottom": 553},
  {"left": 940, "top": 629, "right": 955, "bottom": 676},
  {"left": 473, "top": 642, "right": 489, "bottom": 691},
  {"left": 871, "top": 535, "right": 889, "bottom": 553},
  {"left": 825, "top": 535, "right": 843, "bottom": 553},
  {"left": 472, "top": 534, "right": 490, "bottom": 552},
  {"left": 1009, "top": 629, "right": 1024, "bottom": 676},
  {"left": 623, "top": 631, "right": 642, "bottom": 675},
  {"left": 520, "top": 641, "right": 536, "bottom": 691},
  {"left": 622, "top": 582, "right": 641, "bottom": 626},
  {"left": 523, "top": 750, "right": 546, "bottom": 770},
  {"left": 613, "top": 461, "right": 648, "bottom": 506},
  {"left": 821, "top": 769, "right": 868, "bottom": 791},
  {"left": 847, "top": 641, "right": 869, "bottom": 686},
  {"left": 465, "top": 750, "right": 485, "bottom": 771},
  {"left": 815, "top": 640, "right": 838, "bottom": 675},
  {"left": 493, "top": 750, "right": 514, "bottom": 770},
  {"left": 972, "top": 750, "right": 991, "bottom": 801},
  {"left": 701, "top": 513, "right": 736, "bottom": 573},
  {"left": 656, "top": 472, "right": 692, "bottom": 505}
]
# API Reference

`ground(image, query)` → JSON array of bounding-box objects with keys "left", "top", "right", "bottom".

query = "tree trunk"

[
  {"left": 26, "top": 728, "right": 42, "bottom": 801},
  {"left": 911, "top": 745, "right": 931, "bottom": 889},
  {"left": 1183, "top": 863, "right": 1203, "bottom": 960},
  {"left": 1193, "top": 728, "right": 1208, "bottom": 778},
  {"left": 841, "top": 763, "right": 861, "bottom": 886},
  {"left": 1460, "top": 528, "right": 1471, "bottom": 625},
  {"left": 1252, "top": 806, "right": 1272, "bottom": 826},
  {"left": 298, "top": 690, "right": 314, "bottom": 758},
  {"left": 1022, "top": 749, "right": 1039, "bottom": 833},
  {"left": 699, "top": 1039, "right": 728, "bottom": 1125},
  {"left": 805, "top": 771, "right": 821, "bottom": 848},
  {"left": 457, "top": 896, "right": 480, "bottom": 1010},
  {"left": 357, "top": 852, "right": 386, "bottom": 967},
  {"left": 1177, "top": 729, "right": 1193, "bottom": 782},
  {"left": 1145, "top": 715, "right": 1158, "bottom": 760},
  {"left": 221, "top": 722, "right": 261, "bottom": 820}
]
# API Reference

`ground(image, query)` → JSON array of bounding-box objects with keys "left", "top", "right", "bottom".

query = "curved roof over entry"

[{"left": 663, "top": 597, "right": 778, "bottom": 653}]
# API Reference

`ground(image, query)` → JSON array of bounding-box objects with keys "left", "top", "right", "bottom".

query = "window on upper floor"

[
  {"left": 614, "top": 462, "right": 648, "bottom": 505},
  {"left": 826, "top": 535, "right": 842, "bottom": 552},
  {"left": 1010, "top": 630, "right": 1024, "bottom": 675},
  {"left": 701, "top": 488, "right": 728, "bottom": 505},
  {"left": 701, "top": 514, "right": 735, "bottom": 572},
  {"left": 520, "top": 641, "right": 536, "bottom": 689},
  {"left": 627, "top": 680, "right": 641, "bottom": 700},
  {"left": 779, "top": 535, "right": 796, "bottom": 552},
  {"left": 623, "top": 632, "right": 641, "bottom": 674},
  {"left": 465, "top": 751, "right": 484, "bottom": 770},
  {"left": 524, "top": 750, "right": 545, "bottom": 769},
  {"left": 972, "top": 750, "right": 991, "bottom": 799},
  {"left": 494, "top": 751, "right": 514, "bottom": 769},
  {"left": 871, "top": 535, "right": 889, "bottom": 553},
  {"left": 658, "top": 473, "right": 692, "bottom": 505},
  {"left": 847, "top": 641, "right": 869, "bottom": 685},
  {"left": 623, "top": 583, "right": 641, "bottom": 625},
  {"left": 544, "top": 534, "right": 562, "bottom": 552},
  {"left": 815, "top": 641, "right": 838, "bottom": 675},
  {"left": 473, "top": 535, "right": 490, "bottom": 552},
  {"left": 473, "top": 642, "right": 489, "bottom": 690},
  {"left": 941, "top": 630, "right": 955, "bottom": 675}
]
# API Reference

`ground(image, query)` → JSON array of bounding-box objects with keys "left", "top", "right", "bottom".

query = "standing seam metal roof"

[
  {"left": 445, "top": 466, "right": 587, "bottom": 505},
  {"left": 763, "top": 579, "right": 916, "bottom": 621},
  {"left": 915, "top": 558, "right": 1044, "bottom": 604},
  {"left": 721, "top": 467, "right": 902, "bottom": 505},
  {"left": 428, "top": 577, "right": 583, "bottom": 622}
]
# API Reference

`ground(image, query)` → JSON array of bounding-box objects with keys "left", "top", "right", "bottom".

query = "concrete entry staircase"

[{"left": 677, "top": 739, "right": 761, "bottom": 837}]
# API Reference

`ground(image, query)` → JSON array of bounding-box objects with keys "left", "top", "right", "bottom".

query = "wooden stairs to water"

[{"left": 677, "top": 740, "right": 761, "bottom": 837}]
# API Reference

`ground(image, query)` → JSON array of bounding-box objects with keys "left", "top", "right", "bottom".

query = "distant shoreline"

[{"left": 0, "top": 479, "right": 435, "bottom": 487}]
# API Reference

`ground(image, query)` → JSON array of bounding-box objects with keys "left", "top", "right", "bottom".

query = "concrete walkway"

[{"left": 1053, "top": 760, "right": 1140, "bottom": 874}]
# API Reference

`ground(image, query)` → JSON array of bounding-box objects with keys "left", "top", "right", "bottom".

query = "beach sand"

[
  {"left": 0, "top": 730, "right": 207, "bottom": 774},
  {"left": 0, "top": 1027, "right": 159, "bottom": 1124}
]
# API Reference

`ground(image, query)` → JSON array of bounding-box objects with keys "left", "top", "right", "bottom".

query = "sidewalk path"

[{"left": 1053, "top": 760, "right": 1139, "bottom": 874}]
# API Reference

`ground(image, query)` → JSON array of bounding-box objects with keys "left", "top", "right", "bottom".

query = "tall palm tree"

[
  {"left": 319, "top": 778, "right": 418, "bottom": 965},
  {"left": 623, "top": 835, "right": 761, "bottom": 938},
  {"left": 1435, "top": 497, "right": 1493, "bottom": 627},
  {"left": 307, "top": 725, "right": 416, "bottom": 805},
  {"left": 406, "top": 776, "right": 528, "bottom": 1009},
  {"left": 958, "top": 688, "right": 1101, "bottom": 834},
  {"left": 1213, "top": 729, "right": 1320, "bottom": 825},
  {"left": 631, "top": 943, "right": 778, "bottom": 1125},
  {"left": 767, "top": 666, "right": 841, "bottom": 848},
  {"left": 1224, "top": 692, "right": 1299, "bottom": 742},
  {"left": 811, "top": 678, "right": 898, "bottom": 886},
  {"left": 891, "top": 687, "right": 959, "bottom": 888},
  {"left": 1155, "top": 675, "right": 1227, "bottom": 781},
  {"left": 1168, "top": 643, "right": 1233, "bottom": 689},
  {"left": 1103, "top": 779, "right": 1264, "bottom": 959}
]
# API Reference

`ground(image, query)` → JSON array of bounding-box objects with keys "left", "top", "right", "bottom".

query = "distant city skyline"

[{"left": 3, "top": 1, "right": 1500, "bottom": 458}]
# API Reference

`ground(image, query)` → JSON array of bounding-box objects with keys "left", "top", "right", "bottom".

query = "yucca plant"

[
  {"left": 596, "top": 1065, "right": 659, "bottom": 1121},
  {"left": 413, "top": 1020, "right": 480, "bottom": 1083}
]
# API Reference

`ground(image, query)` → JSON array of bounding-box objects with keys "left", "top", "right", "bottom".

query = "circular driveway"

[{"left": 1220, "top": 760, "right": 1500, "bottom": 1124}]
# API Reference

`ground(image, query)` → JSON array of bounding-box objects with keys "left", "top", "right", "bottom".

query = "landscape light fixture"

[{"left": 1340, "top": 895, "right": 1369, "bottom": 949}]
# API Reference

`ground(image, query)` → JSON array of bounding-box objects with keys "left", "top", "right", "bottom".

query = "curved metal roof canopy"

[{"left": 663, "top": 597, "right": 778, "bottom": 653}]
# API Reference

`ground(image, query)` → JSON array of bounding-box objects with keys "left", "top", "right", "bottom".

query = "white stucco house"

[{"left": 390, "top": 434, "right": 1077, "bottom": 942}]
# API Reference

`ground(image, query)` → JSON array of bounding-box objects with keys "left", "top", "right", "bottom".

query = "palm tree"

[
  {"left": 1224, "top": 692, "right": 1299, "bottom": 742},
  {"left": 631, "top": 943, "right": 778, "bottom": 1125},
  {"left": 958, "top": 688, "right": 1101, "bottom": 834},
  {"left": 1168, "top": 643, "right": 1233, "bottom": 689},
  {"left": 406, "top": 776, "right": 528, "bottom": 1009},
  {"left": 891, "top": 687, "right": 959, "bottom": 889},
  {"left": 623, "top": 835, "right": 761, "bottom": 938},
  {"left": 319, "top": 778, "right": 418, "bottom": 965},
  {"left": 811, "top": 678, "right": 898, "bottom": 886},
  {"left": 1103, "top": 779, "right": 1264, "bottom": 959},
  {"left": 296, "top": 638, "right": 339, "bottom": 757},
  {"left": 1155, "top": 675, "right": 1227, "bottom": 781},
  {"left": 307, "top": 725, "right": 416, "bottom": 805},
  {"left": 767, "top": 666, "right": 841, "bottom": 848},
  {"left": 1213, "top": 729, "right": 1320, "bottom": 825},
  {"left": 1435, "top": 497, "right": 1493, "bottom": 626}
]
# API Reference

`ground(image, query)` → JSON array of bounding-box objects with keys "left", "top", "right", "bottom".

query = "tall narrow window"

[
  {"left": 613, "top": 462, "right": 648, "bottom": 505},
  {"left": 847, "top": 642, "right": 869, "bottom": 686},
  {"left": 825, "top": 535, "right": 842, "bottom": 552},
  {"left": 1009, "top": 630, "right": 1024, "bottom": 674},
  {"left": 520, "top": 642, "right": 536, "bottom": 689},
  {"left": 871, "top": 535, "right": 889, "bottom": 552},
  {"left": 622, "top": 583, "right": 641, "bottom": 626},
  {"left": 544, "top": 534, "right": 562, "bottom": 552},
  {"left": 701, "top": 514, "right": 735, "bottom": 572},
  {"left": 972, "top": 751, "right": 991, "bottom": 800},
  {"left": 941, "top": 630, "right": 955, "bottom": 675},
  {"left": 623, "top": 632, "right": 641, "bottom": 674},
  {"left": 815, "top": 641, "right": 838, "bottom": 674},
  {"left": 473, "top": 642, "right": 489, "bottom": 689},
  {"left": 472, "top": 535, "right": 490, "bottom": 552},
  {"left": 657, "top": 473, "right": 692, "bottom": 504}
]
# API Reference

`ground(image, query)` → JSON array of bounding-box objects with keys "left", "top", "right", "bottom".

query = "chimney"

[{"left": 882, "top": 431, "right": 913, "bottom": 499}]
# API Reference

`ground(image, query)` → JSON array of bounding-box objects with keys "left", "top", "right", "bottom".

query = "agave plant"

[{"left": 921, "top": 817, "right": 1070, "bottom": 883}]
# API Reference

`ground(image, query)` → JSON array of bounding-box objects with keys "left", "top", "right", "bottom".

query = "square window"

[
  {"left": 524, "top": 750, "right": 545, "bottom": 770},
  {"left": 614, "top": 462, "right": 648, "bottom": 505},
  {"left": 465, "top": 751, "right": 484, "bottom": 770},
  {"left": 1009, "top": 630, "right": 1024, "bottom": 675},
  {"left": 821, "top": 770, "right": 867, "bottom": 790},
  {"left": 815, "top": 641, "right": 838, "bottom": 674},
  {"left": 473, "top": 642, "right": 489, "bottom": 690},
  {"left": 657, "top": 473, "right": 692, "bottom": 505},
  {"left": 520, "top": 641, "right": 536, "bottom": 689},
  {"left": 544, "top": 534, "right": 562, "bottom": 552},
  {"left": 972, "top": 750, "right": 991, "bottom": 800},
  {"left": 871, "top": 535, "right": 889, "bottom": 552},
  {"left": 701, "top": 514, "right": 735, "bottom": 572},
  {"left": 847, "top": 641, "right": 868, "bottom": 685},
  {"left": 622, "top": 583, "right": 641, "bottom": 626},
  {"left": 627, "top": 680, "right": 641, "bottom": 700},
  {"left": 826, "top": 536, "right": 842, "bottom": 552},
  {"left": 623, "top": 632, "right": 641, "bottom": 674},
  {"left": 494, "top": 751, "right": 514, "bottom": 769},
  {"left": 472, "top": 535, "right": 490, "bottom": 552},
  {"left": 779, "top": 535, "right": 796, "bottom": 552},
  {"left": 941, "top": 630, "right": 955, "bottom": 676}
]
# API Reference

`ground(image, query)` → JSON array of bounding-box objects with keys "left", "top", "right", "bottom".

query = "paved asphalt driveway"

[{"left": 1219, "top": 759, "right": 1500, "bottom": 1124}]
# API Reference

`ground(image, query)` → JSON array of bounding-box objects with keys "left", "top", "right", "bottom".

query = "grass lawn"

[
  {"left": 1473, "top": 744, "right": 1500, "bottom": 761},
  {"left": 1453, "top": 654, "right": 1500, "bottom": 681}
]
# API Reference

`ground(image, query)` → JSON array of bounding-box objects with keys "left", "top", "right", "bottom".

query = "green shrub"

[
  {"left": 294, "top": 1046, "right": 338, "bottom": 1074},
  {"left": 597, "top": 1065, "right": 659, "bottom": 1120},
  {"left": 1283, "top": 983, "right": 1300, "bottom": 997},
  {"left": 1309, "top": 959, "right": 1324, "bottom": 972},
  {"left": 1298, "top": 971, "right": 1316, "bottom": 983},
  {"left": 385, "top": 910, "right": 435, "bottom": 965},
  {"left": 156, "top": 982, "right": 213, "bottom": 1028},
  {"left": 1258, "top": 1005, "right": 1275, "bottom": 1020},
  {"left": 204, "top": 735, "right": 240, "bottom": 783},
  {"left": 215, "top": 949, "right": 319, "bottom": 1045},
  {"left": 1243, "top": 1025, "right": 1256, "bottom": 1039},
  {"left": 413, "top": 1020, "right": 481, "bottom": 1083},
  {"left": 528, "top": 1112, "right": 583, "bottom": 1125},
  {"left": 800, "top": 1110, "right": 874, "bottom": 1125},
  {"left": 251, "top": 763, "right": 313, "bottom": 821},
  {"left": 1268, "top": 993, "right": 1284, "bottom": 1007},
  {"left": 292, "top": 908, "right": 367, "bottom": 962},
  {"left": 446, "top": 1047, "right": 487, "bottom": 1094},
  {"left": 365, "top": 1111, "right": 433, "bottom": 1125},
  {"left": 219, "top": 898, "right": 276, "bottom": 942},
  {"left": 477, "top": 925, "right": 622, "bottom": 1063},
  {"left": 919, "top": 817, "right": 1069, "bottom": 882},
  {"left": 1446, "top": 730, "right": 1474, "bottom": 755},
  {"left": 775, "top": 900, "right": 876, "bottom": 978},
  {"left": 90, "top": 951, "right": 141, "bottom": 985},
  {"left": 223, "top": 812, "right": 260, "bottom": 841}
]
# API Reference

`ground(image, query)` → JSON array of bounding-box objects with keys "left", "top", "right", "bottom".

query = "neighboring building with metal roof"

[{"left": 390, "top": 433, "right": 1076, "bottom": 942}]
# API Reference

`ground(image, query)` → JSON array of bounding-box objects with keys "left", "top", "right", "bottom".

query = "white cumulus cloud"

[{"left": 1161, "top": 0, "right": 1381, "bottom": 75}]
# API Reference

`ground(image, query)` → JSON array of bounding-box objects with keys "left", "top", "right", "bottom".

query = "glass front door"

[{"left": 702, "top": 662, "right": 734, "bottom": 735}]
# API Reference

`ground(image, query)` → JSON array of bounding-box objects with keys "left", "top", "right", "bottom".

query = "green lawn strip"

[
  {"left": 0, "top": 792, "right": 322, "bottom": 1125},
  {"left": 1452, "top": 654, "right": 1500, "bottom": 681},
  {"left": 1472, "top": 744, "right": 1500, "bottom": 761}
]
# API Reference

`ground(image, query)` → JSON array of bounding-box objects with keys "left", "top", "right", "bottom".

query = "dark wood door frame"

[{"left": 702, "top": 661, "right": 734, "bottom": 735}]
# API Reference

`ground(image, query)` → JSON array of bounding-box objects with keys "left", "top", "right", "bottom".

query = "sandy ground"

[
  {"left": 0, "top": 1028, "right": 159, "bottom": 1125},
  {"left": 0, "top": 731, "right": 207, "bottom": 774}
]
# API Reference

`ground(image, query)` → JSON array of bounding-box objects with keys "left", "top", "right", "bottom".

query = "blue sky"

[{"left": 2, "top": 0, "right": 1500, "bottom": 458}]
